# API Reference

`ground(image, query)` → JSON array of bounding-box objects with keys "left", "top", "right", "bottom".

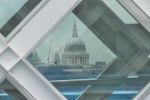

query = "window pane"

[
  {"left": 27, "top": 12, "right": 116, "bottom": 99},
  {"left": 0, "top": 0, "right": 41, "bottom": 37},
  {"left": 102, "top": 0, "right": 138, "bottom": 24},
  {"left": 0, "top": 79, "right": 27, "bottom": 100},
  {"left": 27, "top": 0, "right": 150, "bottom": 100},
  {"left": 0, "top": 0, "right": 27, "bottom": 29}
]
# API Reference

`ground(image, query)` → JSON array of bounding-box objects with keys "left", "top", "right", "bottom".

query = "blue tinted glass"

[
  {"left": 27, "top": 12, "right": 116, "bottom": 99},
  {"left": 0, "top": 79, "right": 27, "bottom": 100},
  {"left": 27, "top": 0, "right": 150, "bottom": 100}
]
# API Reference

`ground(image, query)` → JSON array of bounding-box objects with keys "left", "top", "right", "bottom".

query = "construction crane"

[{"left": 47, "top": 41, "right": 52, "bottom": 66}]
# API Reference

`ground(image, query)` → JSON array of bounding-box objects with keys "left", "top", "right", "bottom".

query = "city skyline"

[{"left": 32, "top": 12, "right": 116, "bottom": 65}]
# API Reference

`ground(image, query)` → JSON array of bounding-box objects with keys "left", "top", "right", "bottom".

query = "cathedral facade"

[{"left": 61, "top": 21, "right": 89, "bottom": 66}]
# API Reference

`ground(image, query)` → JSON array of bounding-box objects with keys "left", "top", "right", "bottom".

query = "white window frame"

[
  {"left": 1, "top": 0, "right": 48, "bottom": 42},
  {"left": 0, "top": 0, "right": 150, "bottom": 99},
  {"left": 117, "top": 0, "right": 150, "bottom": 99},
  {"left": 117, "top": 0, "right": 150, "bottom": 33},
  {"left": 0, "top": 0, "right": 82, "bottom": 99}
]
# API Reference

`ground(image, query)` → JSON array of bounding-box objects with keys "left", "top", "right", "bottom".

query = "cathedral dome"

[
  {"left": 64, "top": 37, "right": 86, "bottom": 52},
  {"left": 62, "top": 20, "right": 89, "bottom": 66},
  {"left": 64, "top": 20, "right": 86, "bottom": 52}
]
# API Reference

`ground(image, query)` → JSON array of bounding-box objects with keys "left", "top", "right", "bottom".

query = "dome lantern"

[
  {"left": 64, "top": 20, "right": 86, "bottom": 52},
  {"left": 72, "top": 20, "right": 78, "bottom": 37},
  {"left": 62, "top": 21, "right": 89, "bottom": 66}
]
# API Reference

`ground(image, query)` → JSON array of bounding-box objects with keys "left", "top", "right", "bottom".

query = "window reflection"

[
  {"left": 27, "top": 12, "right": 116, "bottom": 99},
  {"left": 0, "top": 79, "right": 27, "bottom": 100},
  {"left": 0, "top": 0, "right": 27, "bottom": 29},
  {"left": 27, "top": 12, "right": 116, "bottom": 81},
  {"left": 0, "top": 0, "right": 41, "bottom": 37},
  {"left": 102, "top": 0, "right": 138, "bottom": 24},
  {"left": 27, "top": 0, "right": 150, "bottom": 100}
]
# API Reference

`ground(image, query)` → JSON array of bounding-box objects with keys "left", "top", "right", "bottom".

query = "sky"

[
  {"left": 33, "top": 12, "right": 116, "bottom": 65},
  {"left": 29, "top": 0, "right": 139, "bottom": 65}
]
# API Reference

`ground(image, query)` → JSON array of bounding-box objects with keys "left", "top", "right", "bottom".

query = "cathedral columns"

[
  {"left": 84, "top": 57, "right": 86, "bottom": 65},
  {"left": 79, "top": 57, "right": 80, "bottom": 64},
  {"left": 70, "top": 57, "right": 72, "bottom": 65},
  {"left": 63, "top": 55, "right": 89, "bottom": 66},
  {"left": 74, "top": 57, "right": 75, "bottom": 65},
  {"left": 72, "top": 58, "right": 73, "bottom": 64},
  {"left": 79, "top": 57, "right": 80, "bottom": 65},
  {"left": 82, "top": 57, "right": 84, "bottom": 65}
]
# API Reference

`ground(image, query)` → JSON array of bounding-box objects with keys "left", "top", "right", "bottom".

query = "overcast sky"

[
  {"left": 33, "top": 12, "right": 116, "bottom": 65},
  {"left": 31, "top": 0, "right": 138, "bottom": 65}
]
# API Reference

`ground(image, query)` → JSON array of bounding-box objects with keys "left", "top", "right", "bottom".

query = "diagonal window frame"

[
  {"left": 0, "top": 0, "right": 150, "bottom": 100},
  {"left": 0, "top": 0, "right": 82, "bottom": 99},
  {"left": 117, "top": 0, "right": 150, "bottom": 99},
  {"left": 0, "top": 0, "right": 48, "bottom": 42},
  {"left": 71, "top": 0, "right": 150, "bottom": 99}
]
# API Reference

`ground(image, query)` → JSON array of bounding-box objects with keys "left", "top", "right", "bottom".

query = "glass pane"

[
  {"left": 0, "top": 0, "right": 27, "bottom": 29},
  {"left": 27, "top": 12, "right": 116, "bottom": 99},
  {"left": 0, "top": 79, "right": 27, "bottom": 100},
  {"left": 0, "top": 0, "right": 41, "bottom": 37},
  {"left": 27, "top": 0, "right": 150, "bottom": 100},
  {"left": 102, "top": 0, "right": 138, "bottom": 24}
]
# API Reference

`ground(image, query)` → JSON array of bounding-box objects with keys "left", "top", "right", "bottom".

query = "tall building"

[{"left": 62, "top": 21, "right": 89, "bottom": 66}]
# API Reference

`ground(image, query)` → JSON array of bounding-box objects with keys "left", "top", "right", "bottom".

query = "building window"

[
  {"left": 0, "top": 0, "right": 45, "bottom": 39},
  {"left": 26, "top": 0, "right": 150, "bottom": 100}
]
